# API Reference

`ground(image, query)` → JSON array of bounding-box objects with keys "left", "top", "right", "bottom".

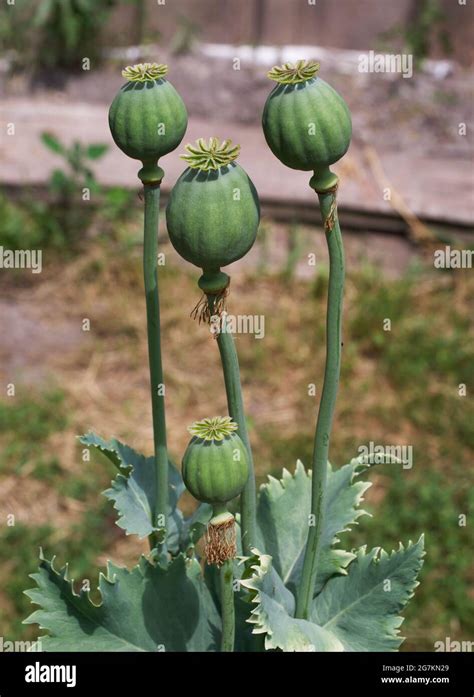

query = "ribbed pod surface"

[
  {"left": 166, "top": 163, "right": 260, "bottom": 270},
  {"left": 182, "top": 434, "right": 249, "bottom": 504},
  {"left": 262, "top": 77, "right": 352, "bottom": 171},
  {"left": 108, "top": 79, "right": 188, "bottom": 162}
]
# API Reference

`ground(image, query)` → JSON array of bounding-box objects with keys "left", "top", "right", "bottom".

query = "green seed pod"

[
  {"left": 262, "top": 60, "right": 352, "bottom": 187},
  {"left": 108, "top": 63, "right": 188, "bottom": 181},
  {"left": 166, "top": 137, "right": 260, "bottom": 279},
  {"left": 182, "top": 416, "right": 249, "bottom": 505}
]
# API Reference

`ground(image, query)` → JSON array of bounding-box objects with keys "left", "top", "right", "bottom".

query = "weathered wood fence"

[{"left": 106, "top": 0, "right": 472, "bottom": 65}]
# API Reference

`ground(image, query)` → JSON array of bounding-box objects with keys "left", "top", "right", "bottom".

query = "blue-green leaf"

[
  {"left": 240, "top": 551, "right": 344, "bottom": 652},
  {"left": 311, "top": 537, "right": 425, "bottom": 651},
  {"left": 181, "top": 501, "right": 213, "bottom": 547},
  {"left": 256, "top": 460, "right": 371, "bottom": 594},
  {"left": 241, "top": 539, "right": 424, "bottom": 652},
  {"left": 79, "top": 432, "right": 182, "bottom": 546},
  {"left": 79, "top": 431, "right": 133, "bottom": 471},
  {"left": 79, "top": 432, "right": 209, "bottom": 552},
  {"left": 24, "top": 553, "right": 220, "bottom": 651}
]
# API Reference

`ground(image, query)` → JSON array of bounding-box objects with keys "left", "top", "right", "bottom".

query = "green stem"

[
  {"left": 143, "top": 183, "right": 168, "bottom": 544},
  {"left": 207, "top": 294, "right": 257, "bottom": 555},
  {"left": 295, "top": 180, "right": 345, "bottom": 619},
  {"left": 135, "top": 0, "right": 146, "bottom": 45},
  {"left": 219, "top": 558, "right": 235, "bottom": 652}
]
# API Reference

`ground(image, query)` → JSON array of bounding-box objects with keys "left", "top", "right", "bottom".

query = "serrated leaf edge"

[
  {"left": 102, "top": 473, "right": 158, "bottom": 539},
  {"left": 239, "top": 550, "right": 280, "bottom": 642},
  {"left": 241, "top": 536, "right": 425, "bottom": 651},
  {"left": 318, "top": 535, "right": 426, "bottom": 649},
  {"left": 78, "top": 432, "right": 133, "bottom": 472},
  {"left": 259, "top": 459, "right": 373, "bottom": 549},
  {"left": 23, "top": 551, "right": 193, "bottom": 646}
]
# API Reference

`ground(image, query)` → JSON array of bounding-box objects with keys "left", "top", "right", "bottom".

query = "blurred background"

[{"left": 0, "top": 0, "right": 473, "bottom": 651}]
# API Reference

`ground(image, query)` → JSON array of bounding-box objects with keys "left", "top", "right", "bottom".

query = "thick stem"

[
  {"left": 207, "top": 294, "right": 257, "bottom": 555},
  {"left": 143, "top": 183, "right": 168, "bottom": 544},
  {"left": 295, "top": 181, "right": 345, "bottom": 619},
  {"left": 219, "top": 558, "right": 235, "bottom": 652}
]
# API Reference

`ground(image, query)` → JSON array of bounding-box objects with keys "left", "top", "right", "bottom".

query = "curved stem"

[
  {"left": 295, "top": 181, "right": 345, "bottom": 619},
  {"left": 207, "top": 295, "right": 257, "bottom": 555},
  {"left": 143, "top": 183, "right": 168, "bottom": 544},
  {"left": 219, "top": 558, "right": 235, "bottom": 652}
]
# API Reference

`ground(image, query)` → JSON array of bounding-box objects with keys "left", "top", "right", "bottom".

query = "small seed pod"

[
  {"left": 108, "top": 63, "right": 188, "bottom": 182},
  {"left": 166, "top": 138, "right": 260, "bottom": 320},
  {"left": 183, "top": 416, "right": 249, "bottom": 504},
  {"left": 262, "top": 60, "right": 352, "bottom": 190},
  {"left": 182, "top": 416, "right": 249, "bottom": 565}
]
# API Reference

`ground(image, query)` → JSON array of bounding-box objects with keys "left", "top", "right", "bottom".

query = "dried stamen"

[
  {"left": 190, "top": 286, "right": 228, "bottom": 329},
  {"left": 205, "top": 514, "right": 236, "bottom": 566}
]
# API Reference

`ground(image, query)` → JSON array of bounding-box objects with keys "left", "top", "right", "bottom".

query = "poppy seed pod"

[
  {"left": 262, "top": 60, "right": 352, "bottom": 188},
  {"left": 166, "top": 138, "right": 260, "bottom": 318},
  {"left": 108, "top": 62, "right": 188, "bottom": 182},
  {"left": 182, "top": 416, "right": 249, "bottom": 505},
  {"left": 182, "top": 416, "right": 250, "bottom": 566}
]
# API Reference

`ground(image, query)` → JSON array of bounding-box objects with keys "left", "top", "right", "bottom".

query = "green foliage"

[
  {"left": 405, "top": 0, "right": 451, "bottom": 63},
  {"left": 0, "top": 0, "right": 35, "bottom": 70},
  {"left": 345, "top": 468, "right": 474, "bottom": 651},
  {"left": 101, "top": 186, "right": 135, "bottom": 221},
  {"left": 33, "top": 0, "right": 117, "bottom": 71},
  {"left": 25, "top": 553, "right": 220, "bottom": 651},
  {"left": 312, "top": 540, "right": 425, "bottom": 651},
  {"left": 240, "top": 464, "right": 424, "bottom": 652},
  {"left": 79, "top": 433, "right": 211, "bottom": 551},
  {"left": 0, "top": 524, "right": 53, "bottom": 625},
  {"left": 255, "top": 461, "right": 370, "bottom": 595},
  {"left": 23, "top": 455, "right": 424, "bottom": 651},
  {"left": 4, "top": 260, "right": 469, "bottom": 650},
  {"left": 0, "top": 192, "right": 64, "bottom": 251},
  {"left": 241, "top": 540, "right": 424, "bottom": 652},
  {"left": 242, "top": 552, "right": 342, "bottom": 651},
  {"left": 80, "top": 433, "right": 183, "bottom": 545},
  {"left": 44, "top": 131, "right": 102, "bottom": 237},
  {"left": 0, "top": 135, "right": 134, "bottom": 251},
  {"left": 349, "top": 270, "right": 474, "bottom": 449},
  {"left": 41, "top": 132, "right": 106, "bottom": 200},
  {"left": 379, "top": 0, "right": 451, "bottom": 65},
  {"left": 119, "top": 0, "right": 155, "bottom": 45},
  {"left": 256, "top": 266, "right": 473, "bottom": 650},
  {"left": 0, "top": 392, "right": 124, "bottom": 640},
  {"left": 0, "top": 505, "right": 114, "bottom": 641},
  {"left": 0, "top": 391, "right": 67, "bottom": 475},
  {"left": 0, "top": 132, "right": 108, "bottom": 250},
  {"left": 350, "top": 271, "right": 472, "bottom": 385}
]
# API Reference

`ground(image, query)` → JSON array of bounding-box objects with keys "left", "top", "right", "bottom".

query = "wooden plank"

[{"left": 1, "top": 99, "right": 472, "bottom": 229}]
